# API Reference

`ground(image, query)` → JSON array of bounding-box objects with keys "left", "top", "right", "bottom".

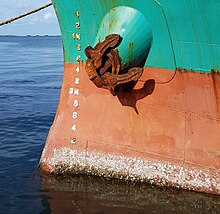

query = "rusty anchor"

[{"left": 84, "top": 34, "right": 143, "bottom": 95}]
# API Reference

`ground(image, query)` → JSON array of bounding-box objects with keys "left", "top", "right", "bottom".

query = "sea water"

[{"left": 0, "top": 36, "right": 219, "bottom": 214}]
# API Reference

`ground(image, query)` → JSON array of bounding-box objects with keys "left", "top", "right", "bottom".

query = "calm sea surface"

[{"left": 0, "top": 36, "right": 219, "bottom": 214}]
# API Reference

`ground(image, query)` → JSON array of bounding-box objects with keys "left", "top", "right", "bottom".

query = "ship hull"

[
  {"left": 40, "top": 0, "right": 220, "bottom": 194},
  {"left": 40, "top": 63, "right": 220, "bottom": 194}
]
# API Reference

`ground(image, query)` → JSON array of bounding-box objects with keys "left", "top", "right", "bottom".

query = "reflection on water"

[{"left": 42, "top": 174, "right": 220, "bottom": 214}]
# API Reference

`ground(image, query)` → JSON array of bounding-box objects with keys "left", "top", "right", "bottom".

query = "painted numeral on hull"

[
  {"left": 74, "top": 99, "right": 79, "bottom": 108},
  {"left": 73, "top": 112, "right": 78, "bottom": 119},
  {"left": 76, "top": 66, "right": 80, "bottom": 72},
  {"left": 70, "top": 12, "right": 81, "bottom": 142},
  {"left": 71, "top": 125, "right": 77, "bottom": 132}
]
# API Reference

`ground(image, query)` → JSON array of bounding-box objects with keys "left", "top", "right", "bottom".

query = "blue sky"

[{"left": 0, "top": 0, "right": 60, "bottom": 35}]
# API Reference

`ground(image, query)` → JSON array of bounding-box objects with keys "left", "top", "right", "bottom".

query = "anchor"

[
  {"left": 84, "top": 6, "right": 153, "bottom": 95},
  {"left": 85, "top": 34, "right": 143, "bottom": 95}
]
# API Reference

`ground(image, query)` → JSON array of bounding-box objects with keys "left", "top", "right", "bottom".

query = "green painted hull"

[{"left": 53, "top": 0, "right": 220, "bottom": 72}]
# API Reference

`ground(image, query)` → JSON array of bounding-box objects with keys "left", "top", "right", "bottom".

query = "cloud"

[
  {"left": 2, "top": 4, "right": 15, "bottom": 11},
  {"left": 28, "top": 17, "right": 38, "bottom": 25},
  {"left": 44, "top": 12, "right": 53, "bottom": 21},
  {"left": 16, "top": 2, "right": 31, "bottom": 11},
  {"left": 28, "top": 11, "right": 56, "bottom": 25},
  {"left": 0, "top": 1, "right": 60, "bottom": 35}
]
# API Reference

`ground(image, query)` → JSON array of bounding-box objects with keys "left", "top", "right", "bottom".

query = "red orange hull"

[{"left": 40, "top": 63, "right": 220, "bottom": 194}]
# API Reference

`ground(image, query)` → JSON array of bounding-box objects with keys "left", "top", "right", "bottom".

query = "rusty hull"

[{"left": 40, "top": 63, "right": 220, "bottom": 194}]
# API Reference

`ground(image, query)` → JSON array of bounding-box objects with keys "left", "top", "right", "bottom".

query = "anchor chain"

[
  {"left": 85, "top": 34, "right": 143, "bottom": 95},
  {"left": 0, "top": 3, "right": 52, "bottom": 26}
]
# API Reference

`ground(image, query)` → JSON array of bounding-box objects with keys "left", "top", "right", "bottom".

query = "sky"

[{"left": 0, "top": 0, "right": 60, "bottom": 35}]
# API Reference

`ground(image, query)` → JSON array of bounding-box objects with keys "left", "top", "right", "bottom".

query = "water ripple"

[{"left": 0, "top": 36, "right": 62, "bottom": 214}]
